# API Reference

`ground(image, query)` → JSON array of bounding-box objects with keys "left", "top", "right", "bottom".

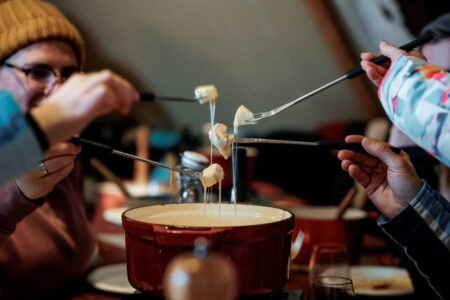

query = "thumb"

[
  {"left": 361, "top": 137, "right": 402, "bottom": 169},
  {"left": 379, "top": 40, "right": 406, "bottom": 62}
]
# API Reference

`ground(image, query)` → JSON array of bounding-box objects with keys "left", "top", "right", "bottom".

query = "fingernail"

[{"left": 361, "top": 137, "right": 371, "bottom": 147}]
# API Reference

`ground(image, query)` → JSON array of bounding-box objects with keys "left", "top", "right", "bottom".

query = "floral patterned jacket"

[{"left": 379, "top": 54, "right": 450, "bottom": 166}]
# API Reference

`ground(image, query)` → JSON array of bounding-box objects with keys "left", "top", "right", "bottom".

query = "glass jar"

[{"left": 175, "top": 151, "right": 209, "bottom": 203}]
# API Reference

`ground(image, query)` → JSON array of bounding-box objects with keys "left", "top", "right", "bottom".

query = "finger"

[
  {"left": 362, "top": 61, "right": 389, "bottom": 76},
  {"left": 342, "top": 135, "right": 379, "bottom": 168},
  {"left": 408, "top": 50, "right": 427, "bottom": 60},
  {"left": 105, "top": 78, "right": 136, "bottom": 114},
  {"left": 44, "top": 142, "right": 81, "bottom": 159},
  {"left": 40, "top": 161, "right": 75, "bottom": 185},
  {"left": 361, "top": 52, "right": 391, "bottom": 68},
  {"left": 339, "top": 150, "right": 379, "bottom": 170},
  {"left": 344, "top": 135, "right": 364, "bottom": 143},
  {"left": 338, "top": 148, "right": 379, "bottom": 168},
  {"left": 366, "top": 67, "right": 384, "bottom": 86},
  {"left": 348, "top": 164, "right": 371, "bottom": 188},
  {"left": 341, "top": 158, "right": 375, "bottom": 175},
  {"left": 379, "top": 40, "right": 406, "bottom": 62},
  {"left": 361, "top": 137, "right": 403, "bottom": 169},
  {"left": 101, "top": 70, "right": 139, "bottom": 114},
  {"left": 109, "top": 71, "right": 139, "bottom": 101},
  {"left": 42, "top": 155, "right": 77, "bottom": 173},
  {"left": 361, "top": 52, "right": 379, "bottom": 61},
  {"left": 341, "top": 159, "right": 352, "bottom": 171}
]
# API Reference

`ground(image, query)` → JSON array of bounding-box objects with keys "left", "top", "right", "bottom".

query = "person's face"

[
  {"left": 0, "top": 40, "right": 79, "bottom": 112},
  {"left": 422, "top": 37, "right": 450, "bottom": 71}
]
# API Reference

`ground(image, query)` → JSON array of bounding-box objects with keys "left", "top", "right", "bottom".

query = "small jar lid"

[{"left": 181, "top": 151, "right": 209, "bottom": 171}]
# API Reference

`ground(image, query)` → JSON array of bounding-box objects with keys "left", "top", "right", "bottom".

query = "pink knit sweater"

[{"left": 0, "top": 160, "right": 96, "bottom": 299}]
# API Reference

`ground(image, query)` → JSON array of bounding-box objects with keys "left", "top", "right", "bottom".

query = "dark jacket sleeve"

[{"left": 378, "top": 181, "right": 450, "bottom": 300}]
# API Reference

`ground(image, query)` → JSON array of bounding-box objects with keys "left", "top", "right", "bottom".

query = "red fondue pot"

[
  {"left": 122, "top": 203, "right": 294, "bottom": 296},
  {"left": 291, "top": 206, "right": 367, "bottom": 264}
]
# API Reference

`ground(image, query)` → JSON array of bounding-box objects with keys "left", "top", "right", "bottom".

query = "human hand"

[
  {"left": 360, "top": 41, "right": 426, "bottom": 86},
  {"left": 15, "top": 142, "right": 81, "bottom": 200},
  {"left": 30, "top": 70, "right": 139, "bottom": 146},
  {"left": 337, "top": 135, "right": 422, "bottom": 219}
]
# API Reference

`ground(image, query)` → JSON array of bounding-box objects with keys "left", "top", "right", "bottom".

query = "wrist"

[
  {"left": 30, "top": 101, "right": 79, "bottom": 146},
  {"left": 24, "top": 112, "right": 49, "bottom": 151},
  {"left": 13, "top": 180, "right": 45, "bottom": 204},
  {"left": 385, "top": 200, "right": 408, "bottom": 220}
]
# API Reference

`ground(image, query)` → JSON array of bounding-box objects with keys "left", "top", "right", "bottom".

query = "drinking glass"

[
  {"left": 307, "top": 276, "right": 356, "bottom": 300},
  {"left": 308, "top": 243, "right": 349, "bottom": 282}
]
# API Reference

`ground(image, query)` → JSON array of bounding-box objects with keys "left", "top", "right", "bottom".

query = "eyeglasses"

[{"left": 4, "top": 62, "right": 80, "bottom": 93}]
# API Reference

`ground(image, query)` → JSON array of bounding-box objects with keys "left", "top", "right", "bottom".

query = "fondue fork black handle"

[
  {"left": 317, "top": 141, "right": 401, "bottom": 154},
  {"left": 140, "top": 92, "right": 198, "bottom": 103},
  {"left": 345, "top": 32, "right": 433, "bottom": 79},
  {"left": 70, "top": 137, "right": 113, "bottom": 154}
]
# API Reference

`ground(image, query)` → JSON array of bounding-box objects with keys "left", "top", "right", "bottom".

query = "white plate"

[
  {"left": 103, "top": 206, "right": 129, "bottom": 226},
  {"left": 87, "top": 263, "right": 135, "bottom": 294},
  {"left": 97, "top": 233, "right": 126, "bottom": 249},
  {"left": 351, "top": 266, "right": 414, "bottom": 296}
]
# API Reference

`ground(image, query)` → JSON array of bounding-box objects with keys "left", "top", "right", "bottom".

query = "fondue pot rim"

[{"left": 121, "top": 203, "right": 294, "bottom": 229}]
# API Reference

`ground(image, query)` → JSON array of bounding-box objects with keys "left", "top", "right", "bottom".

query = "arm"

[
  {"left": 361, "top": 41, "right": 450, "bottom": 166},
  {"left": 379, "top": 54, "right": 449, "bottom": 166},
  {"left": 0, "top": 70, "right": 139, "bottom": 185},
  {"left": 337, "top": 135, "right": 449, "bottom": 299},
  {"left": 0, "top": 91, "right": 44, "bottom": 185},
  {"left": 0, "top": 182, "right": 43, "bottom": 244},
  {"left": 378, "top": 182, "right": 450, "bottom": 300}
]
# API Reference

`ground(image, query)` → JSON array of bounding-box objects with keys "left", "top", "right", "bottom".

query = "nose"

[{"left": 44, "top": 77, "right": 63, "bottom": 96}]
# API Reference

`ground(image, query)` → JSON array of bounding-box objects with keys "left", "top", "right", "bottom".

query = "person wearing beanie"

[{"left": 0, "top": 0, "right": 138, "bottom": 298}]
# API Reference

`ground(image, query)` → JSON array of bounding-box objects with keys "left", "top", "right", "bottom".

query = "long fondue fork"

[
  {"left": 247, "top": 33, "right": 433, "bottom": 123},
  {"left": 71, "top": 137, "right": 202, "bottom": 179},
  {"left": 236, "top": 137, "right": 401, "bottom": 154},
  {"left": 140, "top": 92, "right": 199, "bottom": 103}
]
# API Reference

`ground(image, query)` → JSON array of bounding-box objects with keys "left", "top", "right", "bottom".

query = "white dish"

[
  {"left": 351, "top": 266, "right": 414, "bottom": 296},
  {"left": 97, "top": 233, "right": 126, "bottom": 249},
  {"left": 103, "top": 206, "right": 129, "bottom": 226},
  {"left": 87, "top": 263, "right": 135, "bottom": 294}
]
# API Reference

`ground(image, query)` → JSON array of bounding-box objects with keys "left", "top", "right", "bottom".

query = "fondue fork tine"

[
  {"left": 236, "top": 137, "right": 401, "bottom": 154},
  {"left": 71, "top": 137, "right": 202, "bottom": 179},
  {"left": 249, "top": 76, "right": 346, "bottom": 122},
  {"left": 247, "top": 34, "right": 433, "bottom": 123}
]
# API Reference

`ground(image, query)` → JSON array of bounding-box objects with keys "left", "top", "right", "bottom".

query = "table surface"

[{"left": 55, "top": 181, "right": 409, "bottom": 300}]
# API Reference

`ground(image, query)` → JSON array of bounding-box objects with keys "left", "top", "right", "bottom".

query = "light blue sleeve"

[
  {"left": 0, "top": 90, "right": 43, "bottom": 185},
  {"left": 378, "top": 55, "right": 450, "bottom": 166}
]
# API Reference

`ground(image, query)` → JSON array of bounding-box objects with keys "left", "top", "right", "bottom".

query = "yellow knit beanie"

[{"left": 0, "top": 0, "right": 85, "bottom": 66}]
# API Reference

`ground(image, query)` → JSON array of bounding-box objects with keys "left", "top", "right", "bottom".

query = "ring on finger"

[{"left": 39, "top": 161, "right": 49, "bottom": 176}]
